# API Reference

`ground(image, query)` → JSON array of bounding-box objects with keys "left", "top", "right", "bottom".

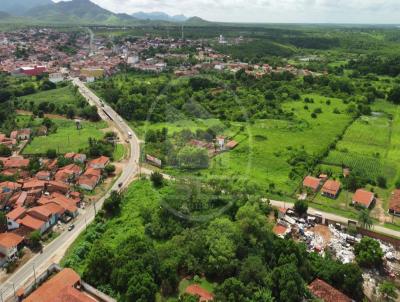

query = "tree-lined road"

[{"left": 0, "top": 78, "right": 140, "bottom": 301}]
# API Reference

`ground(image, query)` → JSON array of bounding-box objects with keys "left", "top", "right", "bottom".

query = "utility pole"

[{"left": 32, "top": 263, "right": 37, "bottom": 286}]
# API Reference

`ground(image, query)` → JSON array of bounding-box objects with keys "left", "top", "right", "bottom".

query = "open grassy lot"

[
  {"left": 134, "top": 118, "right": 230, "bottom": 139},
  {"left": 22, "top": 117, "right": 107, "bottom": 155},
  {"left": 62, "top": 180, "right": 163, "bottom": 274},
  {"left": 16, "top": 86, "right": 82, "bottom": 114},
  {"left": 203, "top": 94, "right": 353, "bottom": 194}
]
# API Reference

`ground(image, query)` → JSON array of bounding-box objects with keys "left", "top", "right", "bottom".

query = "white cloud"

[{"left": 54, "top": 0, "right": 400, "bottom": 23}]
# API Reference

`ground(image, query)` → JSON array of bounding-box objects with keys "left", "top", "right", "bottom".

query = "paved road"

[
  {"left": 269, "top": 199, "right": 400, "bottom": 238},
  {"left": 0, "top": 79, "right": 140, "bottom": 301}
]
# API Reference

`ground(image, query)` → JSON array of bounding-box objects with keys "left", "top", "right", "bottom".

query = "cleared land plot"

[
  {"left": 22, "top": 118, "right": 107, "bottom": 155},
  {"left": 16, "top": 86, "right": 81, "bottom": 110},
  {"left": 206, "top": 94, "right": 352, "bottom": 194}
]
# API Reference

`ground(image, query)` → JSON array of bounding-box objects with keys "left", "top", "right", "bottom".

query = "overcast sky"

[{"left": 55, "top": 0, "right": 400, "bottom": 23}]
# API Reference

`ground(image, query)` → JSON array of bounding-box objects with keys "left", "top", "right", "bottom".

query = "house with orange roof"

[
  {"left": 352, "top": 189, "right": 375, "bottom": 209},
  {"left": 6, "top": 206, "right": 26, "bottom": 230},
  {"left": 321, "top": 180, "right": 341, "bottom": 199},
  {"left": 65, "top": 152, "right": 87, "bottom": 163},
  {"left": 0, "top": 181, "right": 22, "bottom": 193},
  {"left": 0, "top": 232, "right": 24, "bottom": 267},
  {"left": 46, "top": 180, "right": 69, "bottom": 194},
  {"left": 308, "top": 279, "right": 353, "bottom": 302},
  {"left": 88, "top": 156, "right": 110, "bottom": 169},
  {"left": 22, "top": 179, "right": 46, "bottom": 192},
  {"left": 36, "top": 170, "right": 51, "bottom": 181},
  {"left": 185, "top": 284, "right": 214, "bottom": 302},
  {"left": 17, "top": 215, "right": 46, "bottom": 234},
  {"left": 27, "top": 203, "right": 64, "bottom": 230},
  {"left": 303, "top": 176, "right": 322, "bottom": 192},
  {"left": 3, "top": 157, "right": 30, "bottom": 169},
  {"left": 78, "top": 167, "right": 102, "bottom": 191},
  {"left": 24, "top": 267, "right": 115, "bottom": 302},
  {"left": 389, "top": 189, "right": 400, "bottom": 216},
  {"left": 273, "top": 224, "right": 289, "bottom": 238}
]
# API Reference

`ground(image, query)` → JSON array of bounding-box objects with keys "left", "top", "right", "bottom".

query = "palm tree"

[{"left": 358, "top": 209, "right": 373, "bottom": 229}]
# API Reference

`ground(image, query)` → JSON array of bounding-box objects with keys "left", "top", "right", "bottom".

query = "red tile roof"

[
  {"left": 185, "top": 284, "right": 214, "bottom": 301},
  {"left": 0, "top": 232, "right": 24, "bottom": 248},
  {"left": 322, "top": 180, "right": 341, "bottom": 196},
  {"left": 226, "top": 140, "right": 238, "bottom": 149},
  {"left": 25, "top": 268, "right": 96, "bottom": 302},
  {"left": 389, "top": 189, "right": 400, "bottom": 213},
  {"left": 6, "top": 206, "right": 26, "bottom": 221},
  {"left": 17, "top": 215, "right": 45, "bottom": 231},
  {"left": 273, "top": 224, "right": 288, "bottom": 236},
  {"left": 3, "top": 157, "right": 30, "bottom": 169},
  {"left": 303, "top": 176, "right": 321, "bottom": 191},
  {"left": 308, "top": 279, "right": 352, "bottom": 302},
  {"left": 89, "top": 156, "right": 109, "bottom": 168},
  {"left": 353, "top": 189, "right": 374, "bottom": 208}
]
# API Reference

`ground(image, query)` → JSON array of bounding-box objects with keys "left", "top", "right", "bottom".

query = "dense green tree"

[
  {"left": 271, "top": 263, "right": 305, "bottom": 302},
  {"left": 46, "top": 149, "right": 57, "bottom": 159},
  {"left": 125, "top": 272, "right": 157, "bottom": 302},
  {"left": 388, "top": 86, "right": 400, "bottom": 104},
  {"left": 354, "top": 236, "right": 383, "bottom": 268},
  {"left": 0, "top": 144, "right": 11, "bottom": 157},
  {"left": 150, "top": 171, "right": 164, "bottom": 188},
  {"left": 294, "top": 200, "right": 308, "bottom": 217},
  {"left": 0, "top": 212, "right": 7, "bottom": 232},
  {"left": 83, "top": 241, "right": 113, "bottom": 286},
  {"left": 215, "top": 277, "right": 249, "bottom": 302},
  {"left": 103, "top": 191, "right": 122, "bottom": 216}
]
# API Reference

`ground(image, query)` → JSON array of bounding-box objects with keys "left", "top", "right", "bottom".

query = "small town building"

[
  {"left": 185, "top": 284, "right": 214, "bottom": 302},
  {"left": 352, "top": 189, "right": 375, "bottom": 209},
  {"left": 89, "top": 156, "right": 110, "bottom": 169},
  {"left": 308, "top": 278, "right": 353, "bottom": 302},
  {"left": 389, "top": 189, "right": 400, "bottom": 216},
  {"left": 24, "top": 267, "right": 116, "bottom": 302},
  {"left": 321, "top": 180, "right": 341, "bottom": 199},
  {"left": 0, "top": 232, "right": 24, "bottom": 267},
  {"left": 303, "top": 176, "right": 321, "bottom": 192}
]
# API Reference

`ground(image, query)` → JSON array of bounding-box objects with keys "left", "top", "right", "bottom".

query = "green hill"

[
  {"left": 1, "top": 0, "right": 52, "bottom": 16},
  {"left": 25, "top": 0, "right": 138, "bottom": 25}
]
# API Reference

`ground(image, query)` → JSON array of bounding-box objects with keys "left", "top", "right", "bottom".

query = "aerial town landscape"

[{"left": 1, "top": 0, "right": 400, "bottom": 301}]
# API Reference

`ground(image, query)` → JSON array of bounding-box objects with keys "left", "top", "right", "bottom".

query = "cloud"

[{"left": 54, "top": 0, "right": 400, "bottom": 23}]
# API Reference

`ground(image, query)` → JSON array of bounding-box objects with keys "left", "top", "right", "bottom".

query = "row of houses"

[
  {"left": 303, "top": 175, "right": 376, "bottom": 208},
  {"left": 0, "top": 153, "right": 111, "bottom": 267}
]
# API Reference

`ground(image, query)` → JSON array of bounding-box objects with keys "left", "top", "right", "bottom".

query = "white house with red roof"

[{"left": 0, "top": 232, "right": 24, "bottom": 267}]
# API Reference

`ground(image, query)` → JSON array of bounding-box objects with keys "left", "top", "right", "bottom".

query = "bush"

[
  {"left": 0, "top": 144, "right": 11, "bottom": 157},
  {"left": 354, "top": 236, "right": 383, "bottom": 268},
  {"left": 46, "top": 149, "right": 57, "bottom": 159},
  {"left": 150, "top": 172, "right": 164, "bottom": 188},
  {"left": 294, "top": 200, "right": 308, "bottom": 217}
]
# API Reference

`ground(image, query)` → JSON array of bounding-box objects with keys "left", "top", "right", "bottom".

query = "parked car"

[{"left": 68, "top": 224, "right": 75, "bottom": 231}]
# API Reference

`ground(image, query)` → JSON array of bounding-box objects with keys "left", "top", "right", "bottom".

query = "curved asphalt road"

[{"left": 0, "top": 78, "right": 140, "bottom": 301}]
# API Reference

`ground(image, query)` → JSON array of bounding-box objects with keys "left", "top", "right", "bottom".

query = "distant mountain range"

[
  {"left": 0, "top": 0, "right": 209, "bottom": 26},
  {"left": 24, "top": 0, "right": 135, "bottom": 24},
  {"left": 131, "top": 12, "right": 188, "bottom": 22},
  {"left": 1, "top": 0, "right": 53, "bottom": 16}
]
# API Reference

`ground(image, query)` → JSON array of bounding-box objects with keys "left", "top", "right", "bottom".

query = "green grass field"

[
  {"left": 134, "top": 118, "right": 231, "bottom": 139},
  {"left": 203, "top": 94, "right": 353, "bottom": 194},
  {"left": 113, "top": 144, "right": 126, "bottom": 161},
  {"left": 17, "top": 86, "right": 81, "bottom": 110},
  {"left": 22, "top": 118, "right": 107, "bottom": 155}
]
